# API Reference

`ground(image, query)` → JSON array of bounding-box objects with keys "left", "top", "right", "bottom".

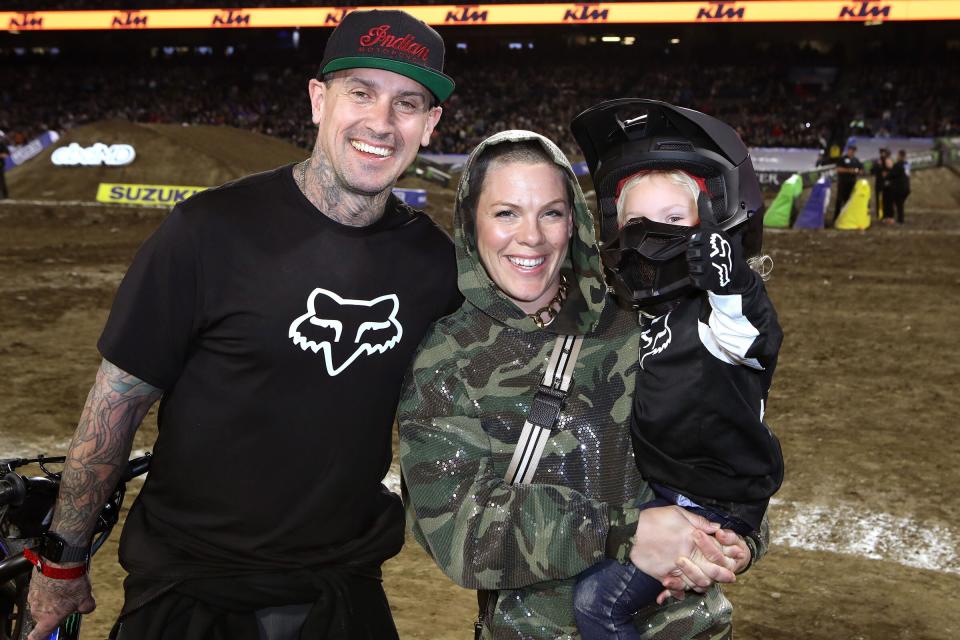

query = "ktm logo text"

[
  {"left": 839, "top": 2, "right": 891, "bottom": 18},
  {"left": 563, "top": 4, "right": 610, "bottom": 22},
  {"left": 324, "top": 8, "right": 349, "bottom": 25},
  {"left": 445, "top": 6, "right": 489, "bottom": 23},
  {"left": 696, "top": 2, "right": 745, "bottom": 20},
  {"left": 112, "top": 11, "right": 148, "bottom": 28},
  {"left": 212, "top": 10, "right": 251, "bottom": 26},
  {"left": 9, "top": 12, "right": 43, "bottom": 30}
]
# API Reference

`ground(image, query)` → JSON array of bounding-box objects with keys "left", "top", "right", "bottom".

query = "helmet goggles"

[{"left": 601, "top": 217, "right": 696, "bottom": 307}]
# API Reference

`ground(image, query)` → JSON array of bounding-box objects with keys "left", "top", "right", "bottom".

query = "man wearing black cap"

[
  {"left": 832, "top": 144, "right": 862, "bottom": 226},
  {"left": 26, "top": 10, "right": 460, "bottom": 640}
]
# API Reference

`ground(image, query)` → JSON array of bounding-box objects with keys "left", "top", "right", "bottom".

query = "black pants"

[
  {"left": 0, "top": 171, "right": 7, "bottom": 200},
  {"left": 834, "top": 180, "right": 854, "bottom": 223},
  {"left": 112, "top": 568, "right": 398, "bottom": 640},
  {"left": 882, "top": 188, "right": 898, "bottom": 222},
  {"left": 889, "top": 194, "right": 908, "bottom": 224}
]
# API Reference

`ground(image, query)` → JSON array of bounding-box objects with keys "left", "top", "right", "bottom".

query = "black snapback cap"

[{"left": 320, "top": 10, "right": 455, "bottom": 103}]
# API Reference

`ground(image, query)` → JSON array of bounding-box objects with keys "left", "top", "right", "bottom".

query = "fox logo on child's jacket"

[
  {"left": 289, "top": 288, "right": 403, "bottom": 376},
  {"left": 639, "top": 312, "right": 672, "bottom": 370}
]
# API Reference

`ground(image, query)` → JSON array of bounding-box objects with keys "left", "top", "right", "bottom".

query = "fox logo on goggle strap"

[
  {"left": 289, "top": 288, "right": 403, "bottom": 376},
  {"left": 708, "top": 233, "right": 733, "bottom": 288}
]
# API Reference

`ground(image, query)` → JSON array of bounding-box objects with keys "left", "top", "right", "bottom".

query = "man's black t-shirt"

[{"left": 99, "top": 165, "right": 461, "bottom": 578}]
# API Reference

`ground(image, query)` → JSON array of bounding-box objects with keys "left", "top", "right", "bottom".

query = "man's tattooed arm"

[
  {"left": 50, "top": 359, "right": 163, "bottom": 547},
  {"left": 25, "top": 360, "right": 161, "bottom": 640}
]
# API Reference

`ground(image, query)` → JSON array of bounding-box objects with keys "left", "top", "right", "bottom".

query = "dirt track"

[{"left": 2, "top": 125, "right": 959, "bottom": 638}]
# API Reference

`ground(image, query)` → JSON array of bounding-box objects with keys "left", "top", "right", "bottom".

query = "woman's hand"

[
  {"left": 655, "top": 527, "right": 752, "bottom": 604},
  {"left": 628, "top": 506, "right": 725, "bottom": 582},
  {"left": 628, "top": 506, "right": 753, "bottom": 603}
]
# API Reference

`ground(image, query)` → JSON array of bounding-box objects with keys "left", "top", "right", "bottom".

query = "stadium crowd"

[{"left": 2, "top": 50, "right": 958, "bottom": 156}]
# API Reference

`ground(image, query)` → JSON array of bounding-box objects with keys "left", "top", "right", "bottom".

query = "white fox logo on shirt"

[
  {"left": 289, "top": 288, "right": 403, "bottom": 376},
  {"left": 639, "top": 312, "right": 672, "bottom": 370}
]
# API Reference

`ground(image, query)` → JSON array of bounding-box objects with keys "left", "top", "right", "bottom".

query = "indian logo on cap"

[
  {"left": 319, "top": 9, "right": 456, "bottom": 102},
  {"left": 358, "top": 25, "right": 430, "bottom": 62}
]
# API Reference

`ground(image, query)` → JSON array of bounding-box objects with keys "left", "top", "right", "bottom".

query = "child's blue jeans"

[{"left": 573, "top": 489, "right": 751, "bottom": 640}]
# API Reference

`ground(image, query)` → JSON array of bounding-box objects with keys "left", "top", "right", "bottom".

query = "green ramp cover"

[{"left": 763, "top": 173, "right": 803, "bottom": 228}]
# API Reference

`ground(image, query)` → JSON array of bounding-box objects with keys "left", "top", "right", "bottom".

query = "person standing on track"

[
  {"left": 871, "top": 147, "right": 891, "bottom": 221},
  {"left": 886, "top": 149, "right": 911, "bottom": 225},
  {"left": 24, "top": 10, "right": 461, "bottom": 640},
  {"left": 833, "top": 144, "right": 862, "bottom": 226},
  {"left": 0, "top": 131, "right": 10, "bottom": 200}
]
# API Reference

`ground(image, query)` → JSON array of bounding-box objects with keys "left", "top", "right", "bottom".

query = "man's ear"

[
  {"left": 308, "top": 78, "right": 326, "bottom": 126},
  {"left": 420, "top": 106, "right": 443, "bottom": 148}
]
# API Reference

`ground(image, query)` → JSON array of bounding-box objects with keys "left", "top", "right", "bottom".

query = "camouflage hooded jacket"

[{"left": 398, "top": 131, "right": 756, "bottom": 639}]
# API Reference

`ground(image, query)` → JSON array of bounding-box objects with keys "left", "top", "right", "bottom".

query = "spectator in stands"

[{"left": 832, "top": 144, "right": 862, "bottom": 226}]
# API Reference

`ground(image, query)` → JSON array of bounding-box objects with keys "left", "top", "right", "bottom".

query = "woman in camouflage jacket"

[{"left": 398, "top": 130, "right": 765, "bottom": 639}]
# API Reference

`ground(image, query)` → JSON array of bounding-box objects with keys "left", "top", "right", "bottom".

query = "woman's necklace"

[{"left": 528, "top": 275, "right": 569, "bottom": 328}]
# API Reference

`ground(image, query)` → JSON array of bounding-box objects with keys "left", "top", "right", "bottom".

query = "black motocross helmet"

[{"left": 571, "top": 98, "right": 765, "bottom": 308}]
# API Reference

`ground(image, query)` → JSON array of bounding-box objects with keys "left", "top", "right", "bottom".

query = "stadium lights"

[
  {"left": 670, "top": 37, "right": 681, "bottom": 44},
  {"left": 623, "top": 36, "right": 636, "bottom": 45},
  {"left": 601, "top": 36, "right": 621, "bottom": 43}
]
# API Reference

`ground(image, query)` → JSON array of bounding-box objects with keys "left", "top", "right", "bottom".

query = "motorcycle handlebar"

[
  {"left": 0, "top": 553, "right": 32, "bottom": 583},
  {"left": 121, "top": 453, "right": 151, "bottom": 483},
  {"left": 0, "top": 472, "right": 26, "bottom": 508}
]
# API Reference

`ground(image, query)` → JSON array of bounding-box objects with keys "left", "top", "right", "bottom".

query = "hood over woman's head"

[{"left": 453, "top": 130, "right": 607, "bottom": 335}]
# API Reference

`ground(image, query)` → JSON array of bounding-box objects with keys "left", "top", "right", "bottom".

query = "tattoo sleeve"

[{"left": 50, "top": 359, "right": 163, "bottom": 550}]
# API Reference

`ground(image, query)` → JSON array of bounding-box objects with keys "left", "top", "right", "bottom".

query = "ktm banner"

[{"left": 3, "top": 2, "right": 957, "bottom": 30}]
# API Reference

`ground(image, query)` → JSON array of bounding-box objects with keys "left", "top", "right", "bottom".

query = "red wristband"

[{"left": 22, "top": 548, "right": 88, "bottom": 580}]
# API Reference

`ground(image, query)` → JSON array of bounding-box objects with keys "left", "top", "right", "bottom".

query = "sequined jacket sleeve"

[{"left": 398, "top": 311, "right": 642, "bottom": 592}]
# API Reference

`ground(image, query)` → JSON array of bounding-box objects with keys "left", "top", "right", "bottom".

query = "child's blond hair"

[{"left": 616, "top": 170, "right": 700, "bottom": 227}]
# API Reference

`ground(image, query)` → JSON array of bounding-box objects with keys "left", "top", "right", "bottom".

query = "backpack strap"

[
  {"left": 477, "top": 334, "right": 584, "bottom": 637},
  {"left": 504, "top": 334, "right": 584, "bottom": 485}
]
